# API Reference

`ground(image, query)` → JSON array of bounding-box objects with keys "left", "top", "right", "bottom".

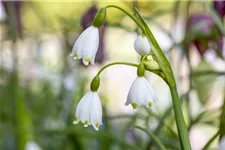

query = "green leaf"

[
  {"left": 134, "top": 126, "right": 167, "bottom": 150},
  {"left": 192, "top": 60, "right": 216, "bottom": 104}
]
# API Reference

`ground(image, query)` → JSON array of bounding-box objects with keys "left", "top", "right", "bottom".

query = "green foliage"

[{"left": 192, "top": 60, "right": 216, "bottom": 104}]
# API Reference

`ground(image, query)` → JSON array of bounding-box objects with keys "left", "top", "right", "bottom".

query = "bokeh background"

[{"left": 0, "top": 1, "right": 225, "bottom": 150}]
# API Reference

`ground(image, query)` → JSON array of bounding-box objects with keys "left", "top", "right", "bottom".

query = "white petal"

[
  {"left": 126, "top": 77, "right": 145, "bottom": 106},
  {"left": 126, "top": 77, "right": 157, "bottom": 110},
  {"left": 134, "top": 35, "right": 151, "bottom": 56},
  {"left": 75, "top": 92, "right": 92, "bottom": 125},
  {"left": 90, "top": 92, "right": 102, "bottom": 130},
  {"left": 80, "top": 26, "right": 99, "bottom": 65},
  {"left": 90, "top": 55, "right": 96, "bottom": 65},
  {"left": 143, "top": 78, "right": 157, "bottom": 102},
  {"left": 71, "top": 26, "right": 93, "bottom": 56}
]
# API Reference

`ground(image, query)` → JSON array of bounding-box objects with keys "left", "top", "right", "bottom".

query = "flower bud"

[
  {"left": 134, "top": 34, "right": 151, "bottom": 56},
  {"left": 92, "top": 8, "right": 106, "bottom": 28},
  {"left": 143, "top": 59, "right": 160, "bottom": 71},
  {"left": 90, "top": 75, "right": 100, "bottom": 92}
]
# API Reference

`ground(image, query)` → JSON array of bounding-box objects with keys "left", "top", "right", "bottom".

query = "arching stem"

[
  {"left": 105, "top": 5, "right": 145, "bottom": 33},
  {"left": 96, "top": 62, "right": 138, "bottom": 76}
]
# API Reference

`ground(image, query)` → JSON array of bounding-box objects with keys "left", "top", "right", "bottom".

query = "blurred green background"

[{"left": 0, "top": 1, "right": 225, "bottom": 150}]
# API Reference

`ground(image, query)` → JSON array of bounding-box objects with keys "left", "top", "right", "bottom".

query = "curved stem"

[
  {"left": 134, "top": 8, "right": 191, "bottom": 150},
  {"left": 105, "top": 5, "right": 145, "bottom": 33},
  {"left": 134, "top": 126, "right": 167, "bottom": 150},
  {"left": 141, "top": 53, "right": 154, "bottom": 61},
  {"left": 96, "top": 62, "right": 138, "bottom": 76}
]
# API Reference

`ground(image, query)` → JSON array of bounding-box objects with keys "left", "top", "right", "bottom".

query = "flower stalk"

[
  {"left": 134, "top": 7, "right": 191, "bottom": 150},
  {"left": 72, "top": 5, "right": 191, "bottom": 149},
  {"left": 97, "top": 5, "right": 192, "bottom": 149}
]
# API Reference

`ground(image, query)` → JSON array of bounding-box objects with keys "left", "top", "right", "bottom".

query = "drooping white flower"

[
  {"left": 73, "top": 91, "right": 102, "bottom": 131},
  {"left": 218, "top": 136, "right": 225, "bottom": 150},
  {"left": 134, "top": 34, "right": 151, "bottom": 56},
  {"left": 125, "top": 77, "right": 157, "bottom": 111},
  {"left": 70, "top": 26, "right": 99, "bottom": 65}
]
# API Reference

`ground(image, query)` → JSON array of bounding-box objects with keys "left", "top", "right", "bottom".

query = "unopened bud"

[{"left": 143, "top": 59, "right": 160, "bottom": 71}]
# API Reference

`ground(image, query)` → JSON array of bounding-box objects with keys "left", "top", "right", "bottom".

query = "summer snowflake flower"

[
  {"left": 73, "top": 91, "right": 102, "bottom": 131},
  {"left": 134, "top": 34, "right": 151, "bottom": 56},
  {"left": 70, "top": 26, "right": 99, "bottom": 65},
  {"left": 125, "top": 77, "right": 157, "bottom": 111}
]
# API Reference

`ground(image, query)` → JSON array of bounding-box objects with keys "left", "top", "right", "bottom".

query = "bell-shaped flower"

[
  {"left": 125, "top": 77, "right": 157, "bottom": 111},
  {"left": 134, "top": 34, "right": 151, "bottom": 56},
  {"left": 70, "top": 26, "right": 99, "bottom": 65},
  {"left": 73, "top": 91, "right": 102, "bottom": 131}
]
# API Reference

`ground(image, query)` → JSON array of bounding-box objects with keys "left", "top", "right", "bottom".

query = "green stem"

[
  {"left": 105, "top": 5, "right": 145, "bottom": 32},
  {"left": 141, "top": 52, "right": 154, "bottom": 61},
  {"left": 96, "top": 61, "right": 162, "bottom": 79},
  {"left": 134, "top": 126, "right": 167, "bottom": 150},
  {"left": 170, "top": 87, "right": 191, "bottom": 150},
  {"left": 96, "top": 62, "right": 138, "bottom": 76},
  {"left": 134, "top": 8, "right": 191, "bottom": 150}
]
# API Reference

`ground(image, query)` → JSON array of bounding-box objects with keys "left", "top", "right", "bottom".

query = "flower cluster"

[{"left": 71, "top": 8, "right": 159, "bottom": 131}]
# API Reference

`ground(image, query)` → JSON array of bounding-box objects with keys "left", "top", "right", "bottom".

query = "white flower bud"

[{"left": 134, "top": 34, "right": 151, "bottom": 56}]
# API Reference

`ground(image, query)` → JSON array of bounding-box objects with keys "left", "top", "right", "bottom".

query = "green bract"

[
  {"left": 92, "top": 8, "right": 106, "bottom": 28},
  {"left": 137, "top": 63, "right": 145, "bottom": 77},
  {"left": 90, "top": 75, "right": 100, "bottom": 92},
  {"left": 143, "top": 59, "right": 160, "bottom": 71}
]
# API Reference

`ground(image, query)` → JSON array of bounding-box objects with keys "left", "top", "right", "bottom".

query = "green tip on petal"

[
  {"left": 84, "top": 120, "right": 89, "bottom": 127},
  {"left": 73, "top": 117, "right": 78, "bottom": 124},
  {"left": 148, "top": 102, "right": 152, "bottom": 107},
  {"left": 132, "top": 103, "right": 137, "bottom": 111},
  {"left": 85, "top": 58, "right": 90, "bottom": 63},
  {"left": 74, "top": 54, "right": 79, "bottom": 59},
  {"left": 95, "top": 122, "right": 99, "bottom": 131}
]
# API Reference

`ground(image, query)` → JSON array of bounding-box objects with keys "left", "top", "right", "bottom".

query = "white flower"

[
  {"left": 125, "top": 77, "right": 157, "bottom": 111},
  {"left": 25, "top": 141, "right": 42, "bottom": 150},
  {"left": 219, "top": 136, "right": 225, "bottom": 150},
  {"left": 134, "top": 34, "right": 151, "bottom": 56},
  {"left": 70, "top": 26, "right": 99, "bottom": 65},
  {"left": 73, "top": 91, "right": 102, "bottom": 131}
]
